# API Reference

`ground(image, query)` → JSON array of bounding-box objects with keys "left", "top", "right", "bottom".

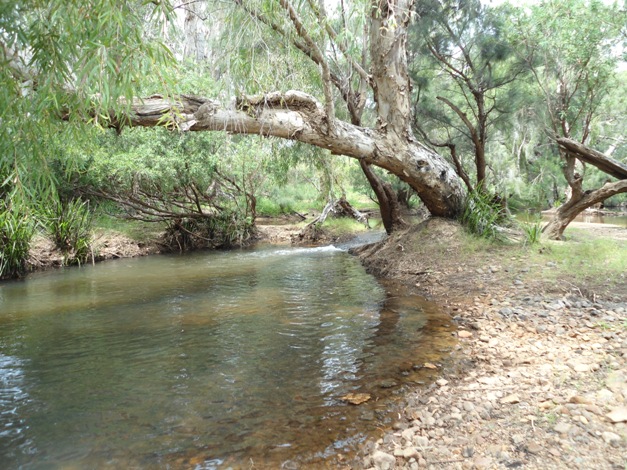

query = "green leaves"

[
  {"left": 461, "top": 186, "right": 508, "bottom": 241},
  {"left": 39, "top": 197, "right": 94, "bottom": 266},
  {"left": 0, "top": 0, "right": 175, "bottom": 202},
  {"left": 507, "top": 0, "right": 625, "bottom": 139}
]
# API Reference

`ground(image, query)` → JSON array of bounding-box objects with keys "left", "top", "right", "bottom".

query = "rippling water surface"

[{"left": 0, "top": 243, "right": 454, "bottom": 468}]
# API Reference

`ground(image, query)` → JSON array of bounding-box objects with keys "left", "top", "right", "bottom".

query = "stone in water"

[{"left": 341, "top": 393, "right": 371, "bottom": 405}]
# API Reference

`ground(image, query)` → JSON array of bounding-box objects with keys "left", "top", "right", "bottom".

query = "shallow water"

[
  {"left": 0, "top": 243, "right": 454, "bottom": 468},
  {"left": 569, "top": 213, "right": 627, "bottom": 227},
  {"left": 518, "top": 212, "right": 627, "bottom": 227}
]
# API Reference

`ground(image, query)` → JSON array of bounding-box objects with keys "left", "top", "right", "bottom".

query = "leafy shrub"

[
  {"left": 256, "top": 197, "right": 283, "bottom": 216},
  {"left": 41, "top": 198, "right": 93, "bottom": 265},
  {"left": 0, "top": 202, "right": 35, "bottom": 279},
  {"left": 161, "top": 212, "right": 254, "bottom": 252}
]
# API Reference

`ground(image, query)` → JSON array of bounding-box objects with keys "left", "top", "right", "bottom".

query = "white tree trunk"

[
  {"left": 121, "top": 90, "right": 464, "bottom": 217},
  {"left": 91, "top": 0, "right": 466, "bottom": 219}
]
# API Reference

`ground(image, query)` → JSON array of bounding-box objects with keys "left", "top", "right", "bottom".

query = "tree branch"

[
  {"left": 556, "top": 138, "right": 627, "bottom": 180},
  {"left": 278, "top": 0, "right": 335, "bottom": 126},
  {"left": 437, "top": 96, "right": 478, "bottom": 142},
  {"left": 307, "top": 0, "right": 371, "bottom": 86}
]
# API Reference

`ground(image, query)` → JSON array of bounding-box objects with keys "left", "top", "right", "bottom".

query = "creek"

[{"left": 0, "top": 239, "right": 454, "bottom": 468}]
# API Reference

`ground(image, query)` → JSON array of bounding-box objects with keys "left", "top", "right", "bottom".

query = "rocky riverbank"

[{"left": 352, "top": 219, "right": 626, "bottom": 470}]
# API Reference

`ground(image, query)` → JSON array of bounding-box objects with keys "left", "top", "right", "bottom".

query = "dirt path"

[{"left": 351, "top": 219, "right": 626, "bottom": 470}]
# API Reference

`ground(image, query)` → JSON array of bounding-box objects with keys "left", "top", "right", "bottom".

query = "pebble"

[
  {"left": 473, "top": 456, "right": 492, "bottom": 469},
  {"left": 526, "top": 442, "right": 542, "bottom": 454},
  {"left": 401, "top": 447, "right": 419, "bottom": 459},
  {"left": 499, "top": 307, "right": 513, "bottom": 316},
  {"left": 463, "top": 402, "right": 475, "bottom": 412},
  {"left": 500, "top": 394, "right": 520, "bottom": 405},
  {"left": 360, "top": 285, "right": 626, "bottom": 470},
  {"left": 372, "top": 450, "right": 396, "bottom": 470},
  {"left": 553, "top": 422, "right": 571, "bottom": 434},
  {"left": 601, "top": 432, "right": 621, "bottom": 447},
  {"left": 511, "top": 434, "right": 525, "bottom": 445},
  {"left": 606, "top": 407, "right": 627, "bottom": 423},
  {"left": 413, "top": 435, "right": 429, "bottom": 447},
  {"left": 597, "top": 389, "right": 615, "bottom": 403}
]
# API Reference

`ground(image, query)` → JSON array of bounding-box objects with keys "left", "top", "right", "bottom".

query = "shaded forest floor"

[{"left": 350, "top": 218, "right": 626, "bottom": 470}]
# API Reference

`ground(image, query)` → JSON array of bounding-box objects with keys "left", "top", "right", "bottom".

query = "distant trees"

[
  {"left": 2, "top": 0, "right": 627, "bottom": 279},
  {"left": 410, "top": 0, "right": 524, "bottom": 192},
  {"left": 115, "top": 0, "right": 467, "bottom": 222},
  {"left": 509, "top": 0, "right": 627, "bottom": 238},
  {"left": 408, "top": 0, "right": 626, "bottom": 238}
]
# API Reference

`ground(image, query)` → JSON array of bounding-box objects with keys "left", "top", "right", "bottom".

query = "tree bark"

[
  {"left": 543, "top": 140, "right": 627, "bottom": 239},
  {"left": 360, "top": 160, "right": 407, "bottom": 234},
  {"left": 542, "top": 179, "right": 627, "bottom": 240},
  {"left": 84, "top": 0, "right": 466, "bottom": 220},
  {"left": 113, "top": 90, "right": 465, "bottom": 218},
  {"left": 556, "top": 138, "right": 627, "bottom": 180}
]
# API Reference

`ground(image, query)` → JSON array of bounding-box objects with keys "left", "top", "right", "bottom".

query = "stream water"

[{"left": 0, "top": 241, "right": 455, "bottom": 468}]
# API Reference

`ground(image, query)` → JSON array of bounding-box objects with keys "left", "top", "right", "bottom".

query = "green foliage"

[
  {"left": 0, "top": 202, "right": 34, "bottom": 279},
  {"left": 410, "top": 0, "right": 526, "bottom": 188},
  {"left": 256, "top": 197, "right": 296, "bottom": 217},
  {"left": 520, "top": 218, "right": 543, "bottom": 246},
  {"left": 40, "top": 197, "right": 93, "bottom": 265},
  {"left": 93, "top": 211, "right": 164, "bottom": 244},
  {"left": 322, "top": 217, "right": 370, "bottom": 236},
  {"left": 461, "top": 188, "right": 507, "bottom": 241},
  {"left": 508, "top": 0, "right": 624, "bottom": 140},
  {"left": 0, "top": 0, "right": 175, "bottom": 236},
  {"left": 162, "top": 212, "right": 254, "bottom": 252},
  {"left": 529, "top": 237, "right": 627, "bottom": 285}
]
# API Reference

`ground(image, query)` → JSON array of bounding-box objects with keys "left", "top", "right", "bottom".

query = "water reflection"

[{"left": 0, "top": 244, "right": 454, "bottom": 468}]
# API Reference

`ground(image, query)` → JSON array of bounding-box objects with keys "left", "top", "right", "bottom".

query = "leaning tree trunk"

[
  {"left": 543, "top": 180, "right": 627, "bottom": 239},
  {"left": 86, "top": 0, "right": 465, "bottom": 219},
  {"left": 543, "top": 139, "right": 627, "bottom": 239}
]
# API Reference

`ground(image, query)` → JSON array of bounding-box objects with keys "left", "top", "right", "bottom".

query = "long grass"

[
  {"left": 41, "top": 198, "right": 93, "bottom": 265},
  {"left": 93, "top": 212, "right": 165, "bottom": 243},
  {"left": 0, "top": 203, "right": 35, "bottom": 279},
  {"left": 322, "top": 217, "right": 371, "bottom": 236},
  {"left": 537, "top": 238, "right": 627, "bottom": 280},
  {"left": 521, "top": 220, "right": 543, "bottom": 246},
  {"left": 461, "top": 188, "right": 507, "bottom": 241}
]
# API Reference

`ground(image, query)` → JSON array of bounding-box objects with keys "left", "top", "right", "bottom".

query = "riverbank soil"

[
  {"left": 27, "top": 230, "right": 159, "bottom": 270},
  {"left": 352, "top": 218, "right": 626, "bottom": 470}
]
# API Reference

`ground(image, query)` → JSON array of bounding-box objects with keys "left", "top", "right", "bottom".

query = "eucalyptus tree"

[
  {"left": 509, "top": 0, "right": 627, "bottom": 239},
  {"left": 3, "top": 0, "right": 472, "bottom": 246},
  {"left": 92, "top": 0, "right": 467, "bottom": 223},
  {"left": 410, "top": 0, "right": 524, "bottom": 192}
]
